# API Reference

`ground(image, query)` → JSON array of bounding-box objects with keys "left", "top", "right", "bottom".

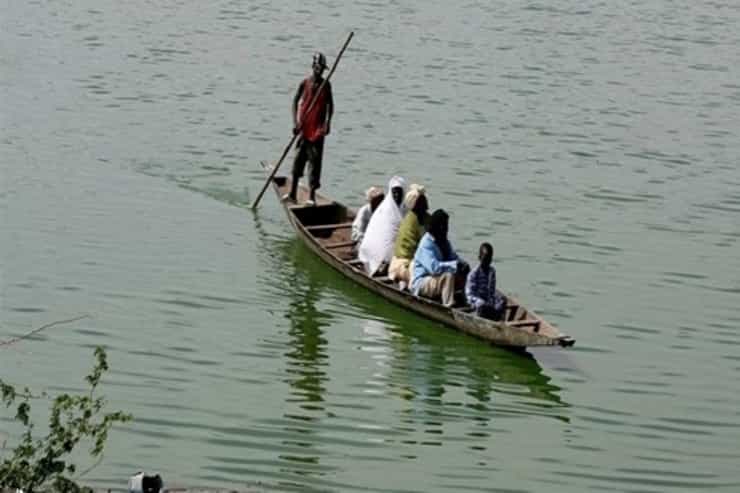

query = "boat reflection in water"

[
  {"left": 250, "top": 216, "right": 570, "bottom": 488},
  {"left": 276, "top": 234, "right": 568, "bottom": 398},
  {"left": 284, "top": 277, "right": 330, "bottom": 410}
]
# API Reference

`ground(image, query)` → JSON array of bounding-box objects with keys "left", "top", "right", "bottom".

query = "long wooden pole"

[{"left": 251, "top": 32, "right": 354, "bottom": 210}]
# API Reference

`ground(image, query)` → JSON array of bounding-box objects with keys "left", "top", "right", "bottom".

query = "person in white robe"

[{"left": 358, "top": 176, "right": 407, "bottom": 275}]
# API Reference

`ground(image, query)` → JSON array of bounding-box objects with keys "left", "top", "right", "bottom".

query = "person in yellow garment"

[{"left": 389, "top": 184, "right": 428, "bottom": 290}]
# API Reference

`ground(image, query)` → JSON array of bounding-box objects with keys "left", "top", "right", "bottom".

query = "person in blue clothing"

[
  {"left": 466, "top": 242, "right": 508, "bottom": 320},
  {"left": 411, "top": 209, "right": 469, "bottom": 307}
]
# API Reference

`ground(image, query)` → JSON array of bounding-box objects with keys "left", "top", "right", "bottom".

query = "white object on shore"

[{"left": 128, "top": 472, "right": 163, "bottom": 493}]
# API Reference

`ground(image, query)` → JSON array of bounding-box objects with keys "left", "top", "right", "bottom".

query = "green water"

[{"left": 2, "top": 0, "right": 740, "bottom": 491}]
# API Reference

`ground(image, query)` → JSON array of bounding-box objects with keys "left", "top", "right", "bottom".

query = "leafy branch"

[{"left": 1, "top": 346, "right": 131, "bottom": 493}]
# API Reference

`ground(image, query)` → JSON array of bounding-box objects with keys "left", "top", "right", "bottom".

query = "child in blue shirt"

[{"left": 466, "top": 242, "right": 507, "bottom": 320}]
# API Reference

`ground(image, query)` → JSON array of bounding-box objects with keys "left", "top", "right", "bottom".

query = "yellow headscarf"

[{"left": 403, "top": 184, "right": 426, "bottom": 210}]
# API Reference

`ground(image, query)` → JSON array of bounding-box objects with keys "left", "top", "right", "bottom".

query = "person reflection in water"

[{"left": 285, "top": 278, "right": 328, "bottom": 407}]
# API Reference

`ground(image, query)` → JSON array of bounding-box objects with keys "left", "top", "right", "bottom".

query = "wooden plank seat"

[
  {"left": 504, "top": 304, "right": 520, "bottom": 321},
  {"left": 507, "top": 319, "right": 541, "bottom": 332},
  {"left": 374, "top": 276, "right": 395, "bottom": 285},
  {"left": 306, "top": 222, "right": 353, "bottom": 232},
  {"left": 288, "top": 200, "right": 335, "bottom": 210},
  {"left": 325, "top": 240, "right": 356, "bottom": 249}
]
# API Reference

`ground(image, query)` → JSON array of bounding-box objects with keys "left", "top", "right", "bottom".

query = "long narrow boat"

[{"left": 260, "top": 162, "right": 575, "bottom": 348}]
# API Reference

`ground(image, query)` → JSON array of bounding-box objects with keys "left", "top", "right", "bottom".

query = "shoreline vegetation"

[{"left": 1, "top": 318, "right": 131, "bottom": 493}]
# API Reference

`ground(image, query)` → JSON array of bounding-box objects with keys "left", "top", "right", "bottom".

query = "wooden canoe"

[{"left": 260, "top": 163, "right": 575, "bottom": 349}]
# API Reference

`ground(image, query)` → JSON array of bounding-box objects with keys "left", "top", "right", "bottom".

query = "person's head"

[
  {"left": 404, "top": 184, "right": 428, "bottom": 217},
  {"left": 413, "top": 194, "right": 428, "bottom": 216},
  {"left": 391, "top": 187, "right": 404, "bottom": 206},
  {"left": 312, "top": 52, "right": 328, "bottom": 76},
  {"left": 479, "top": 242, "right": 493, "bottom": 269},
  {"left": 370, "top": 192, "right": 384, "bottom": 212},
  {"left": 428, "top": 209, "right": 449, "bottom": 242},
  {"left": 365, "top": 185, "right": 382, "bottom": 202},
  {"left": 387, "top": 176, "right": 406, "bottom": 207},
  {"left": 365, "top": 186, "right": 384, "bottom": 212}
]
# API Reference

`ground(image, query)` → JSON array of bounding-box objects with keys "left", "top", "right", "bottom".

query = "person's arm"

[
  {"left": 324, "top": 82, "right": 334, "bottom": 135},
  {"left": 292, "top": 81, "right": 304, "bottom": 133},
  {"left": 444, "top": 239, "right": 459, "bottom": 262},
  {"left": 351, "top": 205, "right": 368, "bottom": 242},
  {"left": 418, "top": 242, "right": 457, "bottom": 276},
  {"left": 447, "top": 241, "right": 471, "bottom": 275},
  {"left": 351, "top": 216, "right": 363, "bottom": 243},
  {"left": 487, "top": 267, "right": 497, "bottom": 305}
]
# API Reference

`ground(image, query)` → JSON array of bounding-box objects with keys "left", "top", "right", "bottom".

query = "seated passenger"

[
  {"left": 351, "top": 186, "right": 384, "bottom": 243},
  {"left": 411, "top": 209, "right": 468, "bottom": 307},
  {"left": 389, "top": 184, "right": 428, "bottom": 289},
  {"left": 466, "top": 242, "right": 508, "bottom": 320},
  {"left": 358, "top": 176, "right": 407, "bottom": 275}
]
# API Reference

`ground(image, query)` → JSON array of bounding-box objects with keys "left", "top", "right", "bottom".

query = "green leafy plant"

[{"left": 1, "top": 347, "right": 131, "bottom": 493}]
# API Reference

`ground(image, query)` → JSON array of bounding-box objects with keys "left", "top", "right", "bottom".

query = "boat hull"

[{"left": 261, "top": 164, "right": 575, "bottom": 349}]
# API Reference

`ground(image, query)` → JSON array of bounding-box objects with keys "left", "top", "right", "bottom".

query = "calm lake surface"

[{"left": 2, "top": 1, "right": 740, "bottom": 491}]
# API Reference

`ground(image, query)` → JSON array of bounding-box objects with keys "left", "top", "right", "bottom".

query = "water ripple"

[{"left": 3, "top": 0, "right": 740, "bottom": 491}]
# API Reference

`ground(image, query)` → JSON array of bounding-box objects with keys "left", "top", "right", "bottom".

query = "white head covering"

[
  {"left": 358, "top": 176, "right": 407, "bottom": 274},
  {"left": 403, "top": 184, "right": 426, "bottom": 210}
]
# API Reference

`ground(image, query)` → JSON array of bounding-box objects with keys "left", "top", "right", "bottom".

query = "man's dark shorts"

[{"left": 292, "top": 137, "right": 324, "bottom": 190}]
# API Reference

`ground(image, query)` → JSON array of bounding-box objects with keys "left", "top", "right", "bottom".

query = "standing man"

[{"left": 283, "top": 52, "right": 334, "bottom": 206}]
